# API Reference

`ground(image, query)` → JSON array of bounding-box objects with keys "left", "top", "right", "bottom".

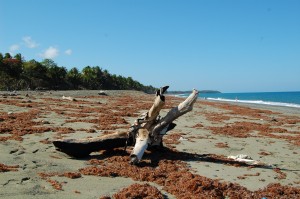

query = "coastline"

[
  {"left": 170, "top": 91, "right": 300, "bottom": 110},
  {"left": 205, "top": 99, "right": 300, "bottom": 116},
  {"left": 1, "top": 90, "right": 299, "bottom": 198}
]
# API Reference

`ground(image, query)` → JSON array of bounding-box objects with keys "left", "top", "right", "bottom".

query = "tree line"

[{"left": 0, "top": 52, "right": 157, "bottom": 93}]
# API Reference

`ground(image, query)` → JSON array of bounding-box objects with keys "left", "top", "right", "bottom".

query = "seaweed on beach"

[
  {"left": 1, "top": 92, "right": 300, "bottom": 198},
  {"left": 0, "top": 109, "right": 76, "bottom": 142},
  {"left": 202, "top": 101, "right": 277, "bottom": 120},
  {"left": 0, "top": 163, "right": 19, "bottom": 172},
  {"left": 208, "top": 121, "right": 257, "bottom": 138},
  {"left": 204, "top": 112, "right": 231, "bottom": 122},
  {"left": 163, "top": 132, "right": 182, "bottom": 146},
  {"left": 106, "top": 183, "right": 164, "bottom": 199},
  {"left": 79, "top": 148, "right": 300, "bottom": 199},
  {"left": 0, "top": 110, "right": 49, "bottom": 141},
  {"left": 215, "top": 142, "right": 229, "bottom": 148},
  {"left": 273, "top": 168, "right": 287, "bottom": 180},
  {"left": 199, "top": 100, "right": 300, "bottom": 146},
  {"left": 208, "top": 120, "right": 300, "bottom": 146},
  {"left": 38, "top": 171, "right": 82, "bottom": 191}
]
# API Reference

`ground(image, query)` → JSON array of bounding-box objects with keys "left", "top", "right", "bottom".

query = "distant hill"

[
  {"left": 167, "top": 90, "right": 221, "bottom": 94},
  {"left": 199, "top": 90, "right": 221, "bottom": 93}
]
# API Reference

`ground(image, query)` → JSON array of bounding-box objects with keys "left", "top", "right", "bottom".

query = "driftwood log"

[
  {"left": 129, "top": 86, "right": 198, "bottom": 164},
  {"left": 53, "top": 86, "right": 198, "bottom": 164},
  {"left": 53, "top": 132, "right": 128, "bottom": 158}
]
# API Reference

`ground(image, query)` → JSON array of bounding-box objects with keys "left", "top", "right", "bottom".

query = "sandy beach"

[{"left": 1, "top": 90, "right": 300, "bottom": 198}]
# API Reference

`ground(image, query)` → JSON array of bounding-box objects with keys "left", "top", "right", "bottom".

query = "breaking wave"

[{"left": 205, "top": 97, "right": 300, "bottom": 109}]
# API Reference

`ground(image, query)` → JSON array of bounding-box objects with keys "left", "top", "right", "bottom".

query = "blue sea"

[{"left": 178, "top": 91, "right": 300, "bottom": 109}]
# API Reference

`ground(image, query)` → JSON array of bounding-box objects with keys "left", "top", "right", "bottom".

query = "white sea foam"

[
  {"left": 172, "top": 94, "right": 186, "bottom": 97},
  {"left": 206, "top": 97, "right": 300, "bottom": 109}
]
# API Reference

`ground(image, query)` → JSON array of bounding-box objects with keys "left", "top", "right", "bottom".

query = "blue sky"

[{"left": 1, "top": 0, "right": 299, "bottom": 92}]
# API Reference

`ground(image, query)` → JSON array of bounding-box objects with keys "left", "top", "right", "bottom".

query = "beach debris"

[
  {"left": 62, "top": 95, "right": 76, "bottom": 101},
  {"left": 98, "top": 91, "right": 107, "bottom": 96},
  {"left": 271, "top": 117, "right": 278, "bottom": 122},
  {"left": 80, "top": 150, "right": 300, "bottom": 198},
  {"left": 0, "top": 163, "right": 19, "bottom": 172},
  {"left": 128, "top": 86, "right": 198, "bottom": 164},
  {"left": 179, "top": 136, "right": 188, "bottom": 141},
  {"left": 227, "top": 154, "right": 260, "bottom": 165},
  {"left": 53, "top": 86, "right": 198, "bottom": 164},
  {"left": 38, "top": 171, "right": 82, "bottom": 191},
  {"left": 53, "top": 132, "right": 128, "bottom": 157},
  {"left": 42, "top": 120, "right": 50, "bottom": 124},
  {"left": 110, "top": 183, "right": 164, "bottom": 199}
]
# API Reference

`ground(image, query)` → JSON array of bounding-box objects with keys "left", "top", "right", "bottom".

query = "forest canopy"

[{"left": 0, "top": 52, "right": 157, "bottom": 93}]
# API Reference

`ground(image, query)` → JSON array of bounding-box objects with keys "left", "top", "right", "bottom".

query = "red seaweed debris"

[
  {"left": 0, "top": 163, "right": 19, "bottom": 172},
  {"left": 79, "top": 148, "right": 300, "bottom": 198},
  {"left": 101, "top": 183, "right": 164, "bottom": 199},
  {"left": 38, "top": 171, "right": 82, "bottom": 190}
]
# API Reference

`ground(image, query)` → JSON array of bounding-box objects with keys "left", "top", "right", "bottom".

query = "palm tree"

[
  {"left": 66, "top": 67, "right": 82, "bottom": 89},
  {"left": 41, "top": 59, "right": 67, "bottom": 89},
  {"left": 22, "top": 59, "right": 48, "bottom": 89}
]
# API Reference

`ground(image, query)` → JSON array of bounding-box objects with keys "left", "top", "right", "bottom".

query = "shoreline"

[
  {"left": 1, "top": 90, "right": 299, "bottom": 198},
  {"left": 169, "top": 93, "right": 300, "bottom": 110},
  {"left": 204, "top": 99, "right": 300, "bottom": 116}
]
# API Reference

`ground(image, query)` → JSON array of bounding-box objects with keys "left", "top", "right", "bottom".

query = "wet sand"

[{"left": 1, "top": 90, "right": 300, "bottom": 198}]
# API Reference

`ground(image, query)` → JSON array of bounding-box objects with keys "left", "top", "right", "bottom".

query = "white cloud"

[
  {"left": 22, "top": 36, "right": 39, "bottom": 48},
  {"left": 40, "top": 46, "right": 59, "bottom": 59},
  {"left": 9, "top": 44, "right": 20, "bottom": 52},
  {"left": 65, "top": 49, "right": 72, "bottom": 55}
]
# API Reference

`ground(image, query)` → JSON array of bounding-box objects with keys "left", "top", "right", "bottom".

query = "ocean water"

[{"left": 178, "top": 91, "right": 300, "bottom": 109}]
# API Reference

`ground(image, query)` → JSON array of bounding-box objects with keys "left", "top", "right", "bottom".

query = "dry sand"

[{"left": 0, "top": 90, "right": 299, "bottom": 198}]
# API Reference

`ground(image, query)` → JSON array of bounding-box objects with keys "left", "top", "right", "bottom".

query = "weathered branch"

[
  {"left": 142, "top": 94, "right": 165, "bottom": 129},
  {"left": 53, "top": 131, "right": 127, "bottom": 158},
  {"left": 130, "top": 88, "right": 198, "bottom": 164},
  {"left": 151, "top": 89, "right": 199, "bottom": 139},
  {"left": 130, "top": 129, "right": 149, "bottom": 164},
  {"left": 130, "top": 86, "right": 168, "bottom": 164},
  {"left": 53, "top": 86, "right": 198, "bottom": 165}
]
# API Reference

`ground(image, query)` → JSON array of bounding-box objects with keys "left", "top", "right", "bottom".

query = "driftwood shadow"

[{"left": 78, "top": 146, "right": 279, "bottom": 170}]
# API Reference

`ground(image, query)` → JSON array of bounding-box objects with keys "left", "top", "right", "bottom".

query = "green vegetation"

[{"left": 0, "top": 52, "right": 157, "bottom": 93}]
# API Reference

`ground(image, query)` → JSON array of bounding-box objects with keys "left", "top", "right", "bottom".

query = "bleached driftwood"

[
  {"left": 129, "top": 87, "right": 198, "bottom": 164},
  {"left": 53, "top": 86, "right": 198, "bottom": 164},
  {"left": 130, "top": 129, "right": 149, "bottom": 161},
  {"left": 227, "top": 154, "right": 261, "bottom": 165},
  {"left": 98, "top": 91, "right": 108, "bottom": 96},
  {"left": 62, "top": 95, "right": 76, "bottom": 101},
  {"left": 151, "top": 89, "right": 198, "bottom": 143}
]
